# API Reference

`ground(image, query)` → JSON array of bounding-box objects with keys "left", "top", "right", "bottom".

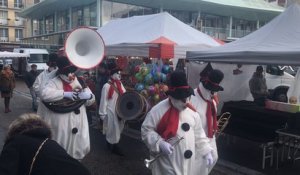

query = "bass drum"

[{"left": 116, "top": 91, "right": 150, "bottom": 121}]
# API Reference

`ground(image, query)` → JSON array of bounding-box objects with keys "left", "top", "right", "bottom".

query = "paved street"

[{"left": 0, "top": 78, "right": 253, "bottom": 175}]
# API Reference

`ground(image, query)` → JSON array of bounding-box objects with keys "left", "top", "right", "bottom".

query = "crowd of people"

[{"left": 0, "top": 51, "right": 231, "bottom": 175}]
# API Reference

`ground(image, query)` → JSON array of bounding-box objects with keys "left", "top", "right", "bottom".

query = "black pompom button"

[
  {"left": 181, "top": 123, "right": 190, "bottom": 132},
  {"left": 74, "top": 109, "right": 80, "bottom": 114},
  {"left": 72, "top": 127, "right": 78, "bottom": 134},
  {"left": 184, "top": 150, "right": 193, "bottom": 159}
]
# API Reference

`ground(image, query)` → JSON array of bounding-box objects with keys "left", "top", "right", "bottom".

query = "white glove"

[
  {"left": 76, "top": 91, "right": 92, "bottom": 100},
  {"left": 63, "top": 92, "right": 75, "bottom": 100},
  {"left": 204, "top": 152, "right": 214, "bottom": 167},
  {"left": 159, "top": 140, "right": 174, "bottom": 155}
]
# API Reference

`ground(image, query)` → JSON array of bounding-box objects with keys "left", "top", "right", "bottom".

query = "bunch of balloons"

[{"left": 132, "top": 63, "right": 171, "bottom": 106}]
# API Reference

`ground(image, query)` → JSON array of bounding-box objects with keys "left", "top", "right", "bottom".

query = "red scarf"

[
  {"left": 61, "top": 79, "right": 73, "bottom": 92},
  {"left": 157, "top": 100, "right": 196, "bottom": 140},
  {"left": 197, "top": 87, "right": 218, "bottom": 138},
  {"left": 108, "top": 79, "right": 124, "bottom": 99}
]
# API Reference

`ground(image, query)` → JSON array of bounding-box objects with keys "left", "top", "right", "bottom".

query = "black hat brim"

[
  {"left": 166, "top": 87, "right": 195, "bottom": 99},
  {"left": 203, "top": 82, "right": 224, "bottom": 92}
]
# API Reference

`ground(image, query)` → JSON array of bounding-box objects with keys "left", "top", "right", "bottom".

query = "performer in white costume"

[
  {"left": 33, "top": 53, "right": 58, "bottom": 114},
  {"left": 99, "top": 61, "right": 126, "bottom": 156},
  {"left": 190, "top": 69, "right": 224, "bottom": 174},
  {"left": 142, "top": 71, "right": 213, "bottom": 175},
  {"left": 39, "top": 56, "right": 95, "bottom": 160}
]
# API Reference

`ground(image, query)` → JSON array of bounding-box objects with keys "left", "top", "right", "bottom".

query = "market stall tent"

[
  {"left": 97, "top": 12, "right": 221, "bottom": 59},
  {"left": 186, "top": 2, "right": 300, "bottom": 65}
]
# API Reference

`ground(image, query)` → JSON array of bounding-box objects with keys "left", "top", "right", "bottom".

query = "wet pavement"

[{"left": 3, "top": 78, "right": 299, "bottom": 175}]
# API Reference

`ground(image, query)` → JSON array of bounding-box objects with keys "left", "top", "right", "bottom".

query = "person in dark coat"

[
  {"left": 249, "top": 66, "right": 269, "bottom": 106},
  {"left": 0, "top": 113, "right": 91, "bottom": 175},
  {"left": 24, "top": 64, "right": 39, "bottom": 111},
  {"left": 0, "top": 65, "right": 15, "bottom": 113}
]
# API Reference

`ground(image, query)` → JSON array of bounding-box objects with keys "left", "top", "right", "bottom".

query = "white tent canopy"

[
  {"left": 97, "top": 12, "right": 221, "bottom": 58},
  {"left": 187, "top": 2, "right": 300, "bottom": 65}
]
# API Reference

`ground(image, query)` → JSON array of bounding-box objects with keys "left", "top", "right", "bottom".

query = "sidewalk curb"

[{"left": 216, "top": 159, "right": 265, "bottom": 175}]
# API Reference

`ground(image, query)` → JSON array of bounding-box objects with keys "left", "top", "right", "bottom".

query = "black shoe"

[
  {"left": 106, "top": 140, "right": 112, "bottom": 151},
  {"left": 111, "top": 144, "right": 124, "bottom": 156}
]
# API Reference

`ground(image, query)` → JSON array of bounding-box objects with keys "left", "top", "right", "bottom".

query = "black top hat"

[
  {"left": 107, "top": 61, "right": 121, "bottom": 76},
  {"left": 166, "top": 71, "right": 194, "bottom": 99},
  {"left": 200, "top": 63, "right": 213, "bottom": 82},
  {"left": 202, "top": 69, "right": 224, "bottom": 92},
  {"left": 46, "top": 53, "right": 58, "bottom": 67},
  {"left": 56, "top": 56, "right": 77, "bottom": 75}
]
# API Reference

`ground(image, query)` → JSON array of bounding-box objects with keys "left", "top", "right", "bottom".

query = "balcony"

[
  {"left": 15, "top": 38, "right": 21, "bottom": 42},
  {"left": 14, "top": 19, "right": 23, "bottom": 26},
  {"left": 0, "top": 19, "right": 8, "bottom": 25},
  {"left": 14, "top": 3, "right": 23, "bottom": 8},
  {"left": 0, "top": 37, "right": 8, "bottom": 42}
]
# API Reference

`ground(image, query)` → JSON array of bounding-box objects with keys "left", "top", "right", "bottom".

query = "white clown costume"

[
  {"left": 141, "top": 71, "right": 213, "bottom": 175},
  {"left": 39, "top": 56, "right": 95, "bottom": 160},
  {"left": 33, "top": 53, "right": 58, "bottom": 115},
  {"left": 99, "top": 62, "right": 126, "bottom": 147},
  {"left": 190, "top": 69, "right": 224, "bottom": 174}
]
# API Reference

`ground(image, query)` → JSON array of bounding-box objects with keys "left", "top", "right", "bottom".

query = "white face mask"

[
  {"left": 169, "top": 96, "right": 188, "bottom": 111},
  {"left": 111, "top": 71, "right": 121, "bottom": 80}
]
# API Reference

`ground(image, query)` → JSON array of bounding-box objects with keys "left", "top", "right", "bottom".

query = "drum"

[{"left": 116, "top": 91, "right": 150, "bottom": 121}]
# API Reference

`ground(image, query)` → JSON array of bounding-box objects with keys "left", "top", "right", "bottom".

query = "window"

[
  {"left": 0, "top": 28, "right": 8, "bottom": 37},
  {"left": 28, "top": 54, "right": 48, "bottom": 63},
  {"left": 0, "top": 10, "right": 7, "bottom": 19},
  {"left": 14, "top": 0, "right": 22, "bottom": 8},
  {"left": 0, "top": 0, "right": 7, "bottom": 7},
  {"left": 15, "top": 29, "right": 23, "bottom": 38},
  {"left": 72, "top": 7, "right": 84, "bottom": 28},
  {"left": 57, "top": 11, "right": 69, "bottom": 31},
  {"left": 45, "top": 15, "right": 54, "bottom": 33},
  {"left": 34, "top": 0, "right": 40, "bottom": 4}
]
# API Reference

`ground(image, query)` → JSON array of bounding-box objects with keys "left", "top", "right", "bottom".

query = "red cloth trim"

[
  {"left": 107, "top": 79, "right": 124, "bottom": 99},
  {"left": 61, "top": 78, "right": 73, "bottom": 92},
  {"left": 157, "top": 100, "right": 179, "bottom": 140},
  {"left": 157, "top": 100, "right": 196, "bottom": 140},
  {"left": 168, "top": 86, "right": 190, "bottom": 91},
  {"left": 204, "top": 78, "right": 220, "bottom": 87},
  {"left": 197, "top": 87, "right": 218, "bottom": 138}
]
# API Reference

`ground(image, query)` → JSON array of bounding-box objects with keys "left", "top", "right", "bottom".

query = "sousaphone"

[{"left": 44, "top": 27, "right": 105, "bottom": 113}]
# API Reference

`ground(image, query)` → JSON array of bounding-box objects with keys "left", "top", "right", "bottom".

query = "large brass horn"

[
  {"left": 216, "top": 112, "right": 231, "bottom": 139},
  {"left": 64, "top": 27, "right": 105, "bottom": 69}
]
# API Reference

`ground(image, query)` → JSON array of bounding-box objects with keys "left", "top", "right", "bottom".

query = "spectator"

[
  {"left": 249, "top": 66, "right": 268, "bottom": 106},
  {"left": 24, "top": 64, "right": 39, "bottom": 111},
  {"left": 0, "top": 65, "right": 15, "bottom": 113},
  {"left": 0, "top": 113, "right": 90, "bottom": 175}
]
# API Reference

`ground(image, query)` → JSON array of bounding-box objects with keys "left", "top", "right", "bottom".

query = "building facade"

[
  {"left": 19, "top": 0, "right": 284, "bottom": 52},
  {"left": 0, "top": 0, "right": 34, "bottom": 51}
]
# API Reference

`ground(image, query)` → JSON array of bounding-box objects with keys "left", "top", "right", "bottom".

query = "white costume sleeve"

[
  {"left": 40, "top": 79, "right": 64, "bottom": 102},
  {"left": 98, "top": 83, "right": 109, "bottom": 119},
  {"left": 33, "top": 73, "right": 43, "bottom": 96},
  {"left": 194, "top": 113, "right": 213, "bottom": 158},
  {"left": 141, "top": 110, "right": 163, "bottom": 153}
]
